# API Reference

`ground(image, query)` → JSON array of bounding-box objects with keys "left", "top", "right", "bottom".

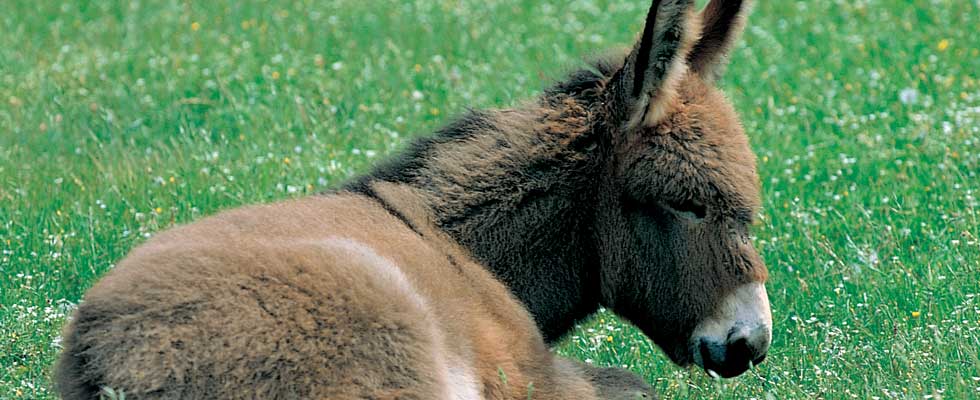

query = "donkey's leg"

[
  {"left": 553, "top": 357, "right": 657, "bottom": 400},
  {"left": 584, "top": 364, "right": 657, "bottom": 400},
  {"left": 55, "top": 244, "right": 446, "bottom": 400}
]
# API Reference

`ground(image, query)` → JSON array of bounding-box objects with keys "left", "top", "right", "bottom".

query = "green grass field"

[{"left": 2, "top": 0, "right": 979, "bottom": 398}]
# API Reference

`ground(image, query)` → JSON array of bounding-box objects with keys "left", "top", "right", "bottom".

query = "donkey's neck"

[{"left": 347, "top": 94, "right": 603, "bottom": 342}]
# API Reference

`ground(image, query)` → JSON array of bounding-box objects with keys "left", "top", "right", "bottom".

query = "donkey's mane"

[{"left": 347, "top": 56, "right": 620, "bottom": 190}]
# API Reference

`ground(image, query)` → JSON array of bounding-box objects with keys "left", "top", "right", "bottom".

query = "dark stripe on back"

[{"left": 346, "top": 182, "right": 423, "bottom": 237}]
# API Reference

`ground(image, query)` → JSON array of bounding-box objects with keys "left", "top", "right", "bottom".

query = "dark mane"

[
  {"left": 344, "top": 110, "right": 496, "bottom": 193},
  {"left": 347, "top": 54, "right": 623, "bottom": 197},
  {"left": 546, "top": 56, "right": 622, "bottom": 103}
]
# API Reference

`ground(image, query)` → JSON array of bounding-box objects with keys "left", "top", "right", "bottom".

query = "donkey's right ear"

[{"left": 608, "top": 0, "right": 698, "bottom": 129}]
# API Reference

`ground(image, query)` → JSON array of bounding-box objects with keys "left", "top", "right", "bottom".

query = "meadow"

[{"left": 2, "top": 0, "right": 979, "bottom": 398}]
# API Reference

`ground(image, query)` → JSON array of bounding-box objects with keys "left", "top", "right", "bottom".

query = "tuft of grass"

[{"left": 1, "top": 0, "right": 978, "bottom": 398}]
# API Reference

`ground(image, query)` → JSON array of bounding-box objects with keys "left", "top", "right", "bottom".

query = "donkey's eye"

[{"left": 662, "top": 199, "right": 707, "bottom": 220}]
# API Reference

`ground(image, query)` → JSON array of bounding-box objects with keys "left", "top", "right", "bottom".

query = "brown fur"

[{"left": 56, "top": 0, "right": 761, "bottom": 398}]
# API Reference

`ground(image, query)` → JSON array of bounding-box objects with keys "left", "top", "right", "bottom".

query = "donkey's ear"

[
  {"left": 687, "top": 0, "right": 751, "bottom": 80},
  {"left": 608, "top": 0, "right": 698, "bottom": 128}
]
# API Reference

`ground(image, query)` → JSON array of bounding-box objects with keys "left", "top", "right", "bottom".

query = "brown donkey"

[{"left": 55, "top": 0, "right": 771, "bottom": 398}]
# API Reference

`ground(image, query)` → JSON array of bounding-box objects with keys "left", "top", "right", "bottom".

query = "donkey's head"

[{"left": 592, "top": 0, "right": 770, "bottom": 378}]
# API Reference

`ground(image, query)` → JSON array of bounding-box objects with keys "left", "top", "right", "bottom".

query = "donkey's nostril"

[{"left": 727, "top": 337, "right": 753, "bottom": 363}]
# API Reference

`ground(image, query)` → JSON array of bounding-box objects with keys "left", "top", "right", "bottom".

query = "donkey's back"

[{"left": 55, "top": 194, "right": 615, "bottom": 399}]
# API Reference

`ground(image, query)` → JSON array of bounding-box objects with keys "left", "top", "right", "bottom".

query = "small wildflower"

[
  {"left": 283, "top": 157, "right": 291, "bottom": 165},
  {"left": 169, "top": 176, "right": 176, "bottom": 183},
  {"left": 191, "top": 22, "right": 201, "bottom": 31},
  {"left": 911, "top": 311, "right": 921, "bottom": 318},
  {"left": 606, "top": 335, "right": 614, "bottom": 343},
  {"left": 899, "top": 88, "right": 919, "bottom": 105},
  {"left": 430, "top": 107, "right": 440, "bottom": 116},
  {"left": 414, "top": 64, "right": 423, "bottom": 73},
  {"left": 271, "top": 71, "right": 280, "bottom": 80},
  {"left": 937, "top": 39, "right": 950, "bottom": 52},
  {"left": 155, "top": 207, "right": 163, "bottom": 214}
]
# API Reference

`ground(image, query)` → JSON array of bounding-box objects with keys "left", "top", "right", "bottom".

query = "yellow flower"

[
  {"left": 414, "top": 64, "right": 423, "bottom": 73},
  {"left": 606, "top": 335, "right": 614, "bottom": 343},
  {"left": 155, "top": 207, "right": 163, "bottom": 214},
  {"left": 191, "top": 22, "right": 201, "bottom": 32},
  {"left": 430, "top": 107, "right": 440, "bottom": 116},
  {"left": 911, "top": 311, "right": 921, "bottom": 318},
  {"left": 169, "top": 176, "right": 176, "bottom": 183},
  {"left": 937, "top": 39, "right": 950, "bottom": 51},
  {"left": 271, "top": 71, "right": 280, "bottom": 80},
  {"left": 283, "top": 157, "right": 291, "bottom": 165}
]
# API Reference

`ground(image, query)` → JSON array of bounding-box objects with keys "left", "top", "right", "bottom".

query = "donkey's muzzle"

[
  {"left": 690, "top": 282, "right": 772, "bottom": 378},
  {"left": 698, "top": 323, "right": 770, "bottom": 378}
]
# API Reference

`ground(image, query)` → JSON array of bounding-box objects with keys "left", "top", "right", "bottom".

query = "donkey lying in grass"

[{"left": 56, "top": 0, "right": 770, "bottom": 398}]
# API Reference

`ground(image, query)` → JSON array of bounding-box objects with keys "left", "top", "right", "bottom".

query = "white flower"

[{"left": 899, "top": 88, "right": 919, "bottom": 105}]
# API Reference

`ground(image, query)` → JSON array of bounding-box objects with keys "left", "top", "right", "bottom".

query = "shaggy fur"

[{"left": 56, "top": 0, "right": 761, "bottom": 398}]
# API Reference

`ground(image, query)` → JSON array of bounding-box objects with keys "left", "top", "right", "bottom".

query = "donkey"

[{"left": 55, "top": 0, "right": 770, "bottom": 398}]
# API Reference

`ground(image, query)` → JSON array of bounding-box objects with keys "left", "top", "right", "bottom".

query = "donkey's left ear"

[
  {"left": 608, "top": 0, "right": 699, "bottom": 129},
  {"left": 687, "top": 0, "right": 752, "bottom": 80}
]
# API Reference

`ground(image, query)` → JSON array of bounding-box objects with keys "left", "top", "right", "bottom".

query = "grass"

[{"left": 1, "top": 0, "right": 978, "bottom": 398}]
